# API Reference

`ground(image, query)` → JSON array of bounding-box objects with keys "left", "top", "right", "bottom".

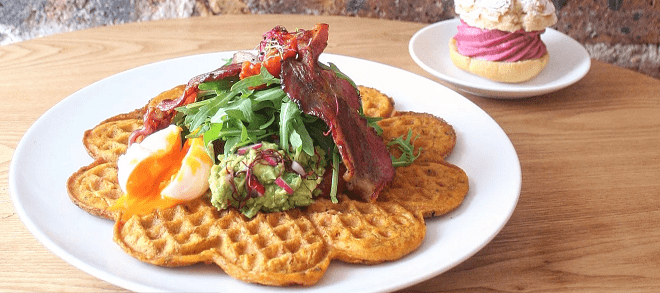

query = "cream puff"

[{"left": 449, "top": 0, "right": 558, "bottom": 83}]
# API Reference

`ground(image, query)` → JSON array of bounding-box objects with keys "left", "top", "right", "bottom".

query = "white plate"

[
  {"left": 10, "top": 53, "right": 521, "bottom": 292},
  {"left": 409, "top": 18, "right": 591, "bottom": 98}
]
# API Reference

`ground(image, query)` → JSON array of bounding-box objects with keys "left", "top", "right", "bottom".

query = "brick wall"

[{"left": 1, "top": 0, "right": 658, "bottom": 79}]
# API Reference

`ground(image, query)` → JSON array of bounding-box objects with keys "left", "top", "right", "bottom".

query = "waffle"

[
  {"left": 66, "top": 84, "right": 469, "bottom": 286},
  {"left": 305, "top": 194, "right": 425, "bottom": 264},
  {"left": 378, "top": 111, "right": 457, "bottom": 162},
  {"left": 359, "top": 85, "right": 395, "bottom": 118},
  {"left": 82, "top": 110, "right": 144, "bottom": 162},
  {"left": 67, "top": 160, "right": 122, "bottom": 220},
  {"left": 377, "top": 159, "right": 469, "bottom": 218},
  {"left": 113, "top": 198, "right": 332, "bottom": 285}
]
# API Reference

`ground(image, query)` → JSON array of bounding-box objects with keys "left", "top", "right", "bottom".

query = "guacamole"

[{"left": 209, "top": 142, "right": 326, "bottom": 218}]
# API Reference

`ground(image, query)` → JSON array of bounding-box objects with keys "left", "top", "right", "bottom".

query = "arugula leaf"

[
  {"left": 252, "top": 86, "right": 285, "bottom": 101},
  {"left": 289, "top": 129, "right": 303, "bottom": 151},
  {"left": 203, "top": 123, "right": 224, "bottom": 147},
  {"left": 224, "top": 98, "right": 254, "bottom": 122},
  {"left": 231, "top": 66, "right": 280, "bottom": 92},
  {"left": 223, "top": 136, "right": 242, "bottom": 156},
  {"left": 279, "top": 98, "right": 300, "bottom": 153},
  {"left": 318, "top": 62, "right": 358, "bottom": 90},
  {"left": 293, "top": 118, "right": 315, "bottom": 156},
  {"left": 329, "top": 145, "right": 340, "bottom": 204},
  {"left": 364, "top": 115, "right": 383, "bottom": 135},
  {"left": 305, "top": 119, "right": 334, "bottom": 152},
  {"left": 258, "top": 110, "right": 277, "bottom": 129},
  {"left": 388, "top": 129, "right": 421, "bottom": 167},
  {"left": 198, "top": 78, "right": 234, "bottom": 92}
]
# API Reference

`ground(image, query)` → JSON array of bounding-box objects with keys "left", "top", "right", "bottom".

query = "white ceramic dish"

[
  {"left": 10, "top": 52, "right": 521, "bottom": 292},
  {"left": 409, "top": 18, "right": 591, "bottom": 98}
]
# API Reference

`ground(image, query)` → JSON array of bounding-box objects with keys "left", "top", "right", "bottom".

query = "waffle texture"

[
  {"left": 378, "top": 160, "right": 469, "bottom": 218},
  {"left": 114, "top": 198, "right": 332, "bottom": 285},
  {"left": 67, "top": 160, "right": 123, "bottom": 219},
  {"left": 359, "top": 85, "right": 395, "bottom": 118},
  {"left": 306, "top": 195, "right": 425, "bottom": 264},
  {"left": 83, "top": 110, "right": 144, "bottom": 162}
]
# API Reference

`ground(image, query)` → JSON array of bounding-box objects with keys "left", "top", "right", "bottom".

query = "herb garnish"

[{"left": 388, "top": 129, "right": 421, "bottom": 167}]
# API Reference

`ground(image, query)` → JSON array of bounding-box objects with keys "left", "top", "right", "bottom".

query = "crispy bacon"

[
  {"left": 128, "top": 62, "right": 242, "bottom": 144},
  {"left": 280, "top": 24, "right": 395, "bottom": 202}
]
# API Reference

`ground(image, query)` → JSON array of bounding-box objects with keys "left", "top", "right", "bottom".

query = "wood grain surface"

[{"left": 2, "top": 14, "right": 660, "bottom": 292}]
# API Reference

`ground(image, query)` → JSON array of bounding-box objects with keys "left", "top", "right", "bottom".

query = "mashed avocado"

[{"left": 209, "top": 142, "right": 326, "bottom": 218}]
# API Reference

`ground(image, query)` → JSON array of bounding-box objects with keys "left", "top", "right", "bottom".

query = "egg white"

[
  {"left": 161, "top": 136, "right": 213, "bottom": 200},
  {"left": 117, "top": 125, "right": 213, "bottom": 201}
]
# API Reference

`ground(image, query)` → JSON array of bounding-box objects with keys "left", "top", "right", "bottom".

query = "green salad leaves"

[
  {"left": 173, "top": 66, "right": 331, "bottom": 161},
  {"left": 173, "top": 60, "right": 420, "bottom": 204}
]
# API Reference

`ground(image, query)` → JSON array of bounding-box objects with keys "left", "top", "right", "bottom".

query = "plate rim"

[{"left": 9, "top": 52, "right": 522, "bottom": 292}]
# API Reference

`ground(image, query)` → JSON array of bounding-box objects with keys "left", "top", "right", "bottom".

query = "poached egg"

[{"left": 112, "top": 125, "right": 213, "bottom": 222}]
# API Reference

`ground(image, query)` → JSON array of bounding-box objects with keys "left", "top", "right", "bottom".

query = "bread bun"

[
  {"left": 455, "top": 0, "right": 557, "bottom": 32},
  {"left": 448, "top": 38, "right": 549, "bottom": 83}
]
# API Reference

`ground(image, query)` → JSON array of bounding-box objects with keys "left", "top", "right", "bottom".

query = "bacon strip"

[{"left": 280, "top": 24, "right": 395, "bottom": 202}]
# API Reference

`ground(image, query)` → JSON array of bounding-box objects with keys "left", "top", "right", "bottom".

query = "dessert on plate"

[{"left": 449, "top": 0, "right": 558, "bottom": 83}]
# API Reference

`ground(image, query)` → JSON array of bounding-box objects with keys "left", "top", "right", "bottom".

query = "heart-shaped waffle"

[
  {"left": 113, "top": 198, "right": 333, "bottom": 285},
  {"left": 66, "top": 85, "right": 468, "bottom": 286},
  {"left": 305, "top": 195, "right": 426, "bottom": 264},
  {"left": 82, "top": 110, "right": 144, "bottom": 163},
  {"left": 67, "top": 160, "right": 122, "bottom": 219}
]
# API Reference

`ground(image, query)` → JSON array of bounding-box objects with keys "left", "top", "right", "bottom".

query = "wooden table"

[{"left": 2, "top": 14, "right": 660, "bottom": 292}]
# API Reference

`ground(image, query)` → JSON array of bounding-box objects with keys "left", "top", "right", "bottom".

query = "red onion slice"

[
  {"left": 275, "top": 177, "right": 295, "bottom": 194},
  {"left": 237, "top": 143, "right": 263, "bottom": 155}
]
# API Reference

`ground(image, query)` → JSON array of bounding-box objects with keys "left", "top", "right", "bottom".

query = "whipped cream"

[
  {"left": 455, "top": 0, "right": 556, "bottom": 16},
  {"left": 455, "top": 0, "right": 556, "bottom": 26},
  {"left": 453, "top": 20, "right": 547, "bottom": 62}
]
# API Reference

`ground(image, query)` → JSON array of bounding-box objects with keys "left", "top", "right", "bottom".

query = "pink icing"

[{"left": 453, "top": 20, "right": 547, "bottom": 62}]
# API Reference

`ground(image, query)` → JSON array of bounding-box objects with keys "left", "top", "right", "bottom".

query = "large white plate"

[
  {"left": 409, "top": 18, "right": 591, "bottom": 98},
  {"left": 10, "top": 52, "right": 521, "bottom": 292}
]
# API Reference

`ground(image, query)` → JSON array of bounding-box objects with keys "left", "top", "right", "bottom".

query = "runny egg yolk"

[{"left": 111, "top": 126, "right": 213, "bottom": 223}]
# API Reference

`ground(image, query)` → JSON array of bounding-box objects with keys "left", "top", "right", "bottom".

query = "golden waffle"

[
  {"left": 210, "top": 208, "right": 332, "bottom": 286},
  {"left": 377, "top": 159, "right": 469, "bottom": 218},
  {"left": 67, "top": 84, "right": 469, "bottom": 287},
  {"left": 304, "top": 194, "right": 425, "bottom": 264},
  {"left": 359, "top": 85, "right": 395, "bottom": 118},
  {"left": 67, "top": 160, "right": 122, "bottom": 220},
  {"left": 83, "top": 110, "right": 144, "bottom": 162},
  {"left": 114, "top": 197, "right": 332, "bottom": 286},
  {"left": 378, "top": 111, "right": 457, "bottom": 162}
]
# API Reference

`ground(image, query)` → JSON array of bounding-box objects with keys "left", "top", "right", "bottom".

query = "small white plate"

[
  {"left": 10, "top": 52, "right": 521, "bottom": 292},
  {"left": 409, "top": 18, "right": 591, "bottom": 98}
]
